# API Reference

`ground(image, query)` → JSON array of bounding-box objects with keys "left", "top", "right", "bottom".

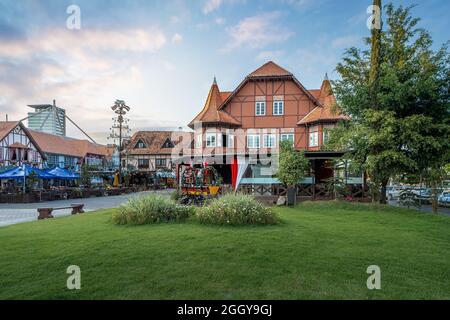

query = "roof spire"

[
  {"left": 213, "top": 75, "right": 217, "bottom": 85},
  {"left": 324, "top": 72, "right": 329, "bottom": 81}
]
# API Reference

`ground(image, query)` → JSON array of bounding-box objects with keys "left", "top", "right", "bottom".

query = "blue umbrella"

[
  {"left": 0, "top": 164, "right": 55, "bottom": 180},
  {"left": 45, "top": 167, "right": 80, "bottom": 180},
  {"left": 0, "top": 164, "right": 55, "bottom": 193}
]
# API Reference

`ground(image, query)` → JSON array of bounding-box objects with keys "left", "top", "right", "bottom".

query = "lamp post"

[{"left": 108, "top": 100, "right": 131, "bottom": 184}]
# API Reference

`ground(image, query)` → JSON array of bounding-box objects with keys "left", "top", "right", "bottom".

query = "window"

[
  {"left": 247, "top": 135, "right": 260, "bottom": 149},
  {"left": 323, "top": 130, "right": 331, "bottom": 144},
  {"left": 273, "top": 100, "right": 284, "bottom": 115},
  {"left": 196, "top": 134, "right": 202, "bottom": 148},
  {"left": 135, "top": 139, "right": 146, "bottom": 149},
  {"left": 255, "top": 101, "right": 266, "bottom": 116},
  {"left": 162, "top": 138, "right": 174, "bottom": 148},
  {"left": 263, "top": 134, "right": 276, "bottom": 148},
  {"left": 227, "top": 134, "right": 234, "bottom": 148},
  {"left": 309, "top": 131, "right": 319, "bottom": 147},
  {"left": 280, "top": 133, "right": 295, "bottom": 146},
  {"left": 155, "top": 158, "right": 166, "bottom": 167},
  {"left": 138, "top": 159, "right": 149, "bottom": 169},
  {"left": 206, "top": 133, "right": 216, "bottom": 147}
]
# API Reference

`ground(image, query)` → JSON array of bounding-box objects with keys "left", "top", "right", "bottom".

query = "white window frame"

[
  {"left": 280, "top": 133, "right": 295, "bottom": 146},
  {"left": 309, "top": 131, "right": 319, "bottom": 147},
  {"left": 227, "top": 134, "right": 234, "bottom": 148},
  {"left": 196, "top": 134, "right": 202, "bottom": 148},
  {"left": 323, "top": 130, "right": 330, "bottom": 144},
  {"left": 273, "top": 100, "right": 284, "bottom": 115},
  {"left": 263, "top": 134, "right": 276, "bottom": 148},
  {"left": 247, "top": 135, "right": 260, "bottom": 149},
  {"left": 205, "top": 133, "right": 216, "bottom": 147},
  {"left": 255, "top": 101, "right": 266, "bottom": 116}
]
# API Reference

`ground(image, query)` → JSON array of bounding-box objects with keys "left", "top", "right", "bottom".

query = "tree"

[
  {"left": 277, "top": 140, "right": 310, "bottom": 205},
  {"left": 330, "top": 3, "right": 450, "bottom": 206},
  {"left": 80, "top": 164, "right": 92, "bottom": 188}
]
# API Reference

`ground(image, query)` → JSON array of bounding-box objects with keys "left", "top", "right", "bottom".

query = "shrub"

[
  {"left": 112, "top": 194, "right": 194, "bottom": 225},
  {"left": 170, "top": 188, "right": 182, "bottom": 202},
  {"left": 196, "top": 193, "right": 279, "bottom": 226}
]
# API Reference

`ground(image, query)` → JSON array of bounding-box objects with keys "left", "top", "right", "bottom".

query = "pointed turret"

[
  {"left": 298, "top": 74, "right": 350, "bottom": 125},
  {"left": 188, "top": 77, "right": 241, "bottom": 129}
]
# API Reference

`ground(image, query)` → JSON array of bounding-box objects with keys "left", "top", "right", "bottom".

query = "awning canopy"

[
  {"left": 0, "top": 164, "right": 55, "bottom": 180},
  {"left": 45, "top": 167, "right": 80, "bottom": 180},
  {"left": 156, "top": 171, "right": 176, "bottom": 178}
]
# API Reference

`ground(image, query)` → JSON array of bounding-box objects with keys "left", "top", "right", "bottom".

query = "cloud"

[
  {"left": 215, "top": 17, "right": 226, "bottom": 25},
  {"left": 223, "top": 12, "right": 293, "bottom": 51},
  {"left": 256, "top": 50, "right": 285, "bottom": 61},
  {"left": 331, "top": 35, "right": 360, "bottom": 48},
  {"left": 171, "top": 33, "right": 183, "bottom": 44},
  {"left": 0, "top": 27, "right": 168, "bottom": 133},
  {"left": 203, "top": 0, "right": 223, "bottom": 14}
]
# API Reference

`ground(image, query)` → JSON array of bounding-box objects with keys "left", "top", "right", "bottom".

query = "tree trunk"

[{"left": 380, "top": 179, "right": 388, "bottom": 204}]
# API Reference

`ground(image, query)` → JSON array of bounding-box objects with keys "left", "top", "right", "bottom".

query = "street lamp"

[{"left": 107, "top": 100, "right": 131, "bottom": 184}]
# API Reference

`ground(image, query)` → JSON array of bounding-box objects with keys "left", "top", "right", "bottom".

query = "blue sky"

[{"left": 0, "top": 0, "right": 449, "bottom": 142}]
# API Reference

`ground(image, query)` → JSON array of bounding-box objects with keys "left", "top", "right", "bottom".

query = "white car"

[
  {"left": 387, "top": 186, "right": 402, "bottom": 200},
  {"left": 439, "top": 191, "right": 450, "bottom": 206}
]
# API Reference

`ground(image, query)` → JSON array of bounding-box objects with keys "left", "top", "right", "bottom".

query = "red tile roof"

[
  {"left": 0, "top": 121, "right": 20, "bottom": 141},
  {"left": 247, "top": 61, "right": 292, "bottom": 78},
  {"left": 299, "top": 79, "right": 349, "bottom": 125},
  {"left": 125, "top": 131, "right": 193, "bottom": 155},
  {"left": 188, "top": 80, "right": 241, "bottom": 128},
  {"left": 28, "top": 129, "right": 108, "bottom": 158},
  {"left": 217, "top": 61, "right": 322, "bottom": 112}
]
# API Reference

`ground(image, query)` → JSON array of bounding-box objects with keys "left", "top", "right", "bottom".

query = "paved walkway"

[
  {"left": 388, "top": 200, "right": 450, "bottom": 215},
  {"left": 0, "top": 190, "right": 172, "bottom": 227}
]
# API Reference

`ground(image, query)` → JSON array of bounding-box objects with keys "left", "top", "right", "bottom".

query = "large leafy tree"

[{"left": 330, "top": 3, "right": 450, "bottom": 206}]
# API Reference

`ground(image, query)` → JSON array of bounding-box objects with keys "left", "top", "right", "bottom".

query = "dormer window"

[
  {"left": 135, "top": 139, "right": 147, "bottom": 149},
  {"left": 255, "top": 101, "right": 266, "bottom": 116},
  {"left": 162, "top": 138, "right": 174, "bottom": 149}
]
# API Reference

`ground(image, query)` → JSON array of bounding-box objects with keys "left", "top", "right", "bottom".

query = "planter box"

[{"left": 287, "top": 187, "right": 297, "bottom": 206}]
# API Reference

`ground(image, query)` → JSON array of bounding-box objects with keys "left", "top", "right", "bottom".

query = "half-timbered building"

[
  {"left": 0, "top": 121, "right": 45, "bottom": 169},
  {"left": 183, "top": 61, "right": 361, "bottom": 198}
]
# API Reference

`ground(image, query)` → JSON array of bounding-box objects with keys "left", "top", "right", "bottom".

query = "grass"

[{"left": 1, "top": 201, "right": 450, "bottom": 299}]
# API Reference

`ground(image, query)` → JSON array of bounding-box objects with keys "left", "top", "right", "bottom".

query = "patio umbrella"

[
  {"left": 0, "top": 164, "right": 55, "bottom": 193},
  {"left": 45, "top": 167, "right": 80, "bottom": 180}
]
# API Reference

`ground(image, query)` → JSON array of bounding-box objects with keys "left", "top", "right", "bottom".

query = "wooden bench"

[{"left": 37, "top": 203, "right": 85, "bottom": 220}]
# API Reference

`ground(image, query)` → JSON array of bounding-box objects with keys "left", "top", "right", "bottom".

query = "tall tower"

[{"left": 27, "top": 99, "right": 66, "bottom": 136}]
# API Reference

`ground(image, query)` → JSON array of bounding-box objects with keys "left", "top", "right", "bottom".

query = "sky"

[{"left": 0, "top": 0, "right": 449, "bottom": 143}]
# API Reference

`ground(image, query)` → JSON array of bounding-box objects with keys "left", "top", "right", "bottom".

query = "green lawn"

[{"left": 1, "top": 201, "right": 450, "bottom": 299}]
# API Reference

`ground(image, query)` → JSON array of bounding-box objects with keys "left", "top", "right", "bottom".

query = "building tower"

[{"left": 27, "top": 99, "right": 66, "bottom": 136}]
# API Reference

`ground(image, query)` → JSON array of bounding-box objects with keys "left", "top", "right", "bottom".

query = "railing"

[{"left": 237, "top": 183, "right": 368, "bottom": 201}]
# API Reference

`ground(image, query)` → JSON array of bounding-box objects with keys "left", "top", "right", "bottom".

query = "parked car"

[
  {"left": 387, "top": 186, "right": 402, "bottom": 200},
  {"left": 415, "top": 188, "right": 432, "bottom": 204},
  {"left": 439, "top": 190, "right": 450, "bottom": 206}
]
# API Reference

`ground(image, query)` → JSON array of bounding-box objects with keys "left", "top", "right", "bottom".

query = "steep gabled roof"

[
  {"left": 188, "top": 78, "right": 241, "bottom": 129},
  {"left": 0, "top": 121, "right": 46, "bottom": 158},
  {"left": 125, "top": 131, "right": 193, "bottom": 155},
  {"left": 0, "top": 121, "right": 20, "bottom": 141},
  {"left": 299, "top": 77, "right": 349, "bottom": 125},
  {"left": 247, "top": 61, "right": 292, "bottom": 78},
  {"left": 218, "top": 61, "right": 322, "bottom": 111}
]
